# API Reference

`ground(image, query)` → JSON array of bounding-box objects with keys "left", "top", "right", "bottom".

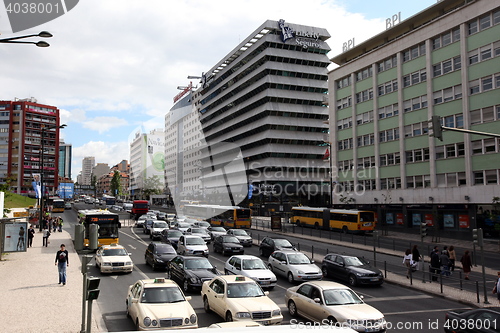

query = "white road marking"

[
  {"left": 365, "top": 294, "right": 433, "bottom": 302},
  {"left": 384, "top": 307, "right": 471, "bottom": 316}
]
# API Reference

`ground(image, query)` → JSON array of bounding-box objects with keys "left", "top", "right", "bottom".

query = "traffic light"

[
  {"left": 472, "top": 228, "right": 483, "bottom": 247},
  {"left": 86, "top": 276, "right": 100, "bottom": 301},
  {"left": 430, "top": 116, "right": 443, "bottom": 141},
  {"left": 420, "top": 222, "right": 427, "bottom": 237}
]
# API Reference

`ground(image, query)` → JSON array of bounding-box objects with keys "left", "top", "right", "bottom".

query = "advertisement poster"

[
  {"left": 58, "top": 183, "right": 74, "bottom": 199},
  {"left": 443, "top": 214, "right": 455, "bottom": 228},
  {"left": 396, "top": 213, "right": 404, "bottom": 225},
  {"left": 459, "top": 215, "right": 470, "bottom": 228},
  {"left": 2, "top": 222, "right": 28, "bottom": 253},
  {"left": 425, "top": 214, "right": 434, "bottom": 227},
  {"left": 412, "top": 213, "right": 422, "bottom": 226},
  {"left": 386, "top": 213, "right": 394, "bottom": 225}
]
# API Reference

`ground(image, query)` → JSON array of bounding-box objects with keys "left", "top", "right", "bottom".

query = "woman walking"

[
  {"left": 460, "top": 250, "right": 472, "bottom": 280},
  {"left": 448, "top": 245, "right": 456, "bottom": 272},
  {"left": 403, "top": 249, "right": 413, "bottom": 278}
]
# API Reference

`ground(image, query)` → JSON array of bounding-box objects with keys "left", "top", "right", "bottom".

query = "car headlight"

[
  {"left": 184, "top": 318, "right": 190, "bottom": 324},
  {"left": 187, "top": 249, "right": 194, "bottom": 253},
  {"left": 156, "top": 258, "right": 164, "bottom": 263},
  {"left": 190, "top": 277, "right": 200, "bottom": 283},
  {"left": 126, "top": 261, "right": 133, "bottom": 265},
  {"left": 272, "top": 309, "right": 281, "bottom": 316},
  {"left": 297, "top": 270, "right": 304, "bottom": 274},
  {"left": 190, "top": 314, "right": 197, "bottom": 324},
  {"left": 151, "top": 319, "right": 158, "bottom": 326},
  {"left": 102, "top": 262, "right": 111, "bottom": 266},
  {"left": 236, "top": 312, "right": 251, "bottom": 318},
  {"left": 143, "top": 317, "right": 152, "bottom": 327}
]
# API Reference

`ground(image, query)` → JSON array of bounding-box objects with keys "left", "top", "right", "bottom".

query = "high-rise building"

[
  {"left": 58, "top": 140, "right": 72, "bottom": 179},
  {"left": 81, "top": 156, "right": 95, "bottom": 185},
  {"left": 92, "top": 163, "right": 110, "bottom": 181},
  {"left": 0, "top": 98, "right": 61, "bottom": 196},
  {"left": 328, "top": 0, "right": 500, "bottom": 237},
  {"left": 129, "top": 132, "right": 147, "bottom": 199}
]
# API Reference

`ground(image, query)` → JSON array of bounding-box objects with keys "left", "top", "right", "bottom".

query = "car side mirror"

[
  {"left": 131, "top": 298, "right": 138, "bottom": 303},
  {"left": 313, "top": 298, "right": 321, "bottom": 303},
  {"left": 179, "top": 263, "right": 183, "bottom": 268},
  {"left": 185, "top": 296, "right": 192, "bottom": 301},
  {"left": 128, "top": 253, "right": 132, "bottom": 256},
  {"left": 281, "top": 261, "right": 286, "bottom": 265},
  {"left": 264, "top": 291, "right": 270, "bottom": 296},
  {"left": 311, "top": 259, "right": 315, "bottom": 264}
]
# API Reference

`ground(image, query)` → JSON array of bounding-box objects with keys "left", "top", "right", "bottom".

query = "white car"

[
  {"left": 136, "top": 215, "right": 148, "bottom": 228},
  {"left": 186, "top": 227, "right": 212, "bottom": 244},
  {"left": 149, "top": 220, "right": 169, "bottom": 240},
  {"left": 177, "top": 235, "right": 209, "bottom": 257},
  {"left": 201, "top": 275, "right": 283, "bottom": 325},
  {"left": 208, "top": 226, "right": 227, "bottom": 240},
  {"left": 227, "top": 229, "right": 253, "bottom": 247},
  {"left": 285, "top": 281, "right": 386, "bottom": 332},
  {"left": 224, "top": 255, "right": 277, "bottom": 290},
  {"left": 95, "top": 244, "right": 133, "bottom": 274},
  {"left": 193, "top": 221, "right": 211, "bottom": 229},
  {"left": 268, "top": 250, "right": 322, "bottom": 283},
  {"left": 126, "top": 278, "right": 198, "bottom": 330},
  {"left": 175, "top": 222, "right": 191, "bottom": 234}
]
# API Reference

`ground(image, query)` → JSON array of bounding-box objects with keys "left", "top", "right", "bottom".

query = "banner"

[{"left": 2, "top": 222, "right": 28, "bottom": 253}]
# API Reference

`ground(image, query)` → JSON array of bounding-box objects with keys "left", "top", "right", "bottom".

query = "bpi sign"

[{"left": 386, "top": 12, "right": 401, "bottom": 30}]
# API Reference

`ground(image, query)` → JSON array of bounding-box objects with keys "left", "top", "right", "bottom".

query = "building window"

[
  {"left": 432, "top": 27, "right": 460, "bottom": 50},
  {"left": 377, "top": 79, "right": 398, "bottom": 96},
  {"left": 379, "top": 152, "right": 400, "bottom": 166},
  {"left": 434, "top": 84, "right": 462, "bottom": 104},
  {"left": 433, "top": 56, "right": 461, "bottom": 77},
  {"left": 403, "top": 69, "right": 426, "bottom": 88},
  {"left": 404, "top": 122, "right": 429, "bottom": 138},
  {"left": 379, "top": 128, "right": 399, "bottom": 143},
  {"left": 377, "top": 55, "right": 397, "bottom": 73},
  {"left": 403, "top": 95, "right": 427, "bottom": 112},
  {"left": 378, "top": 103, "right": 399, "bottom": 119},
  {"left": 402, "top": 42, "right": 426, "bottom": 62},
  {"left": 356, "top": 110, "right": 373, "bottom": 125},
  {"left": 355, "top": 67, "right": 373, "bottom": 82},
  {"left": 469, "top": 73, "right": 500, "bottom": 95},
  {"left": 336, "top": 76, "right": 352, "bottom": 89},
  {"left": 355, "top": 88, "right": 373, "bottom": 103},
  {"left": 356, "top": 134, "right": 375, "bottom": 147},
  {"left": 469, "top": 9, "right": 500, "bottom": 36},
  {"left": 336, "top": 97, "right": 352, "bottom": 110},
  {"left": 337, "top": 117, "right": 352, "bottom": 130}
]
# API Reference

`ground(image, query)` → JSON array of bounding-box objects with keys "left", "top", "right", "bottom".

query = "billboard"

[
  {"left": 2, "top": 222, "right": 28, "bottom": 253},
  {"left": 58, "top": 183, "right": 74, "bottom": 199}
]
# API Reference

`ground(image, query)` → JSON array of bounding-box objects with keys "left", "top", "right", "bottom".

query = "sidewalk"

[{"left": 0, "top": 226, "right": 104, "bottom": 333}]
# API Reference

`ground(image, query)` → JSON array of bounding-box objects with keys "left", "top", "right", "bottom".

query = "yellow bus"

[
  {"left": 291, "top": 207, "right": 376, "bottom": 234},
  {"left": 52, "top": 198, "right": 65, "bottom": 213},
  {"left": 184, "top": 204, "right": 251, "bottom": 229},
  {"left": 78, "top": 209, "right": 121, "bottom": 247}
]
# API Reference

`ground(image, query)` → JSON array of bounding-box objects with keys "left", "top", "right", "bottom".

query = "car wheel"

[
  {"left": 149, "top": 234, "right": 152, "bottom": 240},
  {"left": 288, "top": 300, "right": 298, "bottom": 317},
  {"left": 136, "top": 319, "right": 140, "bottom": 330},
  {"left": 183, "top": 279, "right": 189, "bottom": 292},
  {"left": 322, "top": 266, "right": 329, "bottom": 278},
  {"left": 222, "top": 249, "right": 227, "bottom": 256},
  {"left": 203, "top": 296, "right": 211, "bottom": 313},
  {"left": 152, "top": 262, "right": 156, "bottom": 271},
  {"left": 259, "top": 248, "right": 265, "bottom": 257},
  {"left": 287, "top": 272, "right": 295, "bottom": 283},
  {"left": 225, "top": 311, "right": 233, "bottom": 322},
  {"left": 224, "top": 269, "right": 229, "bottom": 274},
  {"left": 165, "top": 270, "right": 171, "bottom": 279},
  {"left": 125, "top": 301, "right": 130, "bottom": 318},
  {"left": 348, "top": 274, "right": 357, "bottom": 287},
  {"left": 268, "top": 264, "right": 273, "bottom": 272}
]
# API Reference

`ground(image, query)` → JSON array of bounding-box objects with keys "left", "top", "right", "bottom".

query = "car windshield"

[
  {"left": 223, "top": 236, "right": 240, "bottom": 243},
  {"left": 153, "top": 222, "right": 168, "bottom": 228},
  {"left": 242, "top": 259, "right": 267, "bottom": 270},
  {"left": 287, "top": 253, "right": 311, "bottom": 265},
  {"left": 198, "top": 222, "right": 211, "bottom": 227},
  {"left": 274, "top": 239, "right": 293, "bottom": 247},
  {"left": 103, "top": 248, "right": 128, "bottom": 256},
  {"left": 141, "top": 286, "right": 185, "bottom": 303},
  {"left": 227, "top": 282, "right": 265, "bottom": 298},
  {"left": 192, "top": 228, "right": 208, "bottom": 235},
  {"left": 178, "top": 223, "right": 190, "bottom": 228},
  {"left": 184, "top": 258, "right": 214, "bottom": 270},
  {"left": 344, "top": 256, "right": 368, "bottom": 267},
  {"left": 186, "top": 237, "right": 205, "bottom": 245},
  {"left": 232, "top": 230, "right": 248, "bottom": 236},
  {"left": 168, "top": 230, "right": 183, "bottom": 237},
  {"left": 211, "top": 227, "right": 226, "bottom": 232},
  {"left": 155, "top": 245, "right": 176, "bottom": 254},
  {"left": 323, "top": 289, "right": 364, "bottom": 306}
]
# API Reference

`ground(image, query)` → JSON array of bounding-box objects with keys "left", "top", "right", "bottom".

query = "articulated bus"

[
  {"left": 184, "top": 204, "right": 251, "bottom": 229},
  {"left": 52, "top": 198, "right": 65, "bottom": 213},
  {"left": 291, "top": 207, "right": 376, "bottom": 234},
  {"left": 78, "top": 209, "right": 121, "bottom": 247}
]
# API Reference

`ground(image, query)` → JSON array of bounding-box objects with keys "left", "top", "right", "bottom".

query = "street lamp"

[
  {"left": 0, "top": 31, "right": 52, "bottom": 47},
  {"left": 38, "top": 123, "right": 66, "bottom": 231}
]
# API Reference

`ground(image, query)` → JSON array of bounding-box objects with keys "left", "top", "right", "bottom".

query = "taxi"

[
  {"left": 126, "top": 278, "right": 198, "bottom": 331},
  {"left": 201, "top": 275, "right": 282, "bottom": 325},
  {"left": 95, "top": 244, "right": 133, "bottom": 274}
]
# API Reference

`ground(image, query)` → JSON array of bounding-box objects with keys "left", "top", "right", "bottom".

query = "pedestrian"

[
  {"left": 27, "top": 225, "right": 35, "bottom": 248},
  {"left": 58, "top": 217, "right": 64, "bottom": 232},
  {"left": 16, "top": 226, "right": 25, "bottom": 251},
  {"left": 412, "top": 244, "right": 421, "bottom": 271},
  {"left": 52, "top": 217, "right": 57, "bottom": 233},
  {"left": 42, "top": 227, "right": 50, "bottom": 247},
  {"left": 460, "top": 250, "right": 472, "bottom": 280},
  {"left": 430, "top": 247, "right": 441, "bottom": 281},
  {"left": 403, "top": 248, "right": 413, "bottom": 278},
  {"left": 54, "top": 244, "right": 69, "bottom": 285},
  {"left": 440, "top": 250, "right": 451, "bottom": 277},
  {"left": 493, "top": 272, "right": 500, "bottom": 303},
  {"left": 448, "top": 245, "right": 456, "bottom": 272}
]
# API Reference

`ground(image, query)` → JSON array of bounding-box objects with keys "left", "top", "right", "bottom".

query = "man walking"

[{"left": 55, "top": 244, "right": 69, "bottom": 285}]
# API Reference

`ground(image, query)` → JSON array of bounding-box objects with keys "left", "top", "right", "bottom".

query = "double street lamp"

[
  {"left": 38, "top": 124, "right": 66, "bottom": 231},
  {"left": 0, "top": 31, "right": 52, "bottom": 47}
]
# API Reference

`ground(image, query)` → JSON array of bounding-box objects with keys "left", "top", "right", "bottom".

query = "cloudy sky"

[{"left": 0, "top": 0, "right": 437, "bottom": 181}]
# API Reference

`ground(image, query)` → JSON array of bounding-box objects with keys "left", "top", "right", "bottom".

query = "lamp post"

[
  {"left": 38, "top": 123, "right": 66, "bottom": 231},
  {"left": 0, "top": 31, "right": 52, "bottom": 47}
]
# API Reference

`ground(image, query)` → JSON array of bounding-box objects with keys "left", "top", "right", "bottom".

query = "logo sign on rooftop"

[{"left": 278, "top": 19, "right": 321, "bottom": 50}]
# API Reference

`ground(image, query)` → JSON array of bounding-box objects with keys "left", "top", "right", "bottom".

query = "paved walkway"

[{"left": 0, "top": 225, "right": 104, "bottom": 333}]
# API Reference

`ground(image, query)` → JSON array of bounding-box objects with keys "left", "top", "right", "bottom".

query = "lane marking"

[
  {"left": 365, "top": 294, "right": 433, "bottom": 302},
  {"left": 384, "top": 307, "right": 472, "bottom": 316}
]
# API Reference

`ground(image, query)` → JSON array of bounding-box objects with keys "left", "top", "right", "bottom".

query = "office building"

[
  {"left": 81, "top": 156, "right": 95, "bottom": 186},
  {"left": 58, "top": 140, "right": 72, "bottom": 180}
]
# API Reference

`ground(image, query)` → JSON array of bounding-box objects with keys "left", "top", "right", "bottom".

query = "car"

[
  {"left": 186, "top": 227, "right": 212, "bottom": 244},
  {"left": 167, "top": 255, "right": 220, "bottom": 292},
  {"left": 95, "top": 244, "right": 133, "bottom": 274},
  {"left": 175, "top": 222, "right": 191, "bottom": 234},
  {"left": 285, "top": 281, "right": 386, "bottom": 333},
  {"left": 177, "top": 235, "right": 209, "bottom": 257},
  {"left": 143, "top": 219, "right": 155, "bottom": 234},
  {"left": 267, "top": 250, "right": 322, "bottom": 283},
  {"left": 161, "top": 229, "right": 184, "bottom": 249},
  {"left": 259, "top": 237, "right": 296, "bottom": 257},
  {"left": 207, "top": 321, "right": 263, "bottom": 328},
  {"left": 444, "top": 307, "right": 500, "bottom": 333},
  {"left": 227, "top": 229, "right": 253, "bottom": 247},
  {"left": 136, "top": 215, "right": 148, "bottom": 228},
  {"left": 144, "top": 242, "right": 177, "bottom": 271},
  {"left": 149, "top": 221, "right": 169, "bottom": 240},
  {"left": 193, "top": 221, "right": 211, "bottom": 229},
  {"left": 201, "top": 275, "right": 283, "bottom": 325},
  {"left": 321, "top": 253, "right": 384, "bottom": 287},
  {"left": 64, "top": 202, "right": 72, "bottom": 210},
  {"left": 157, "top": 212, "right": 167, "bottom": 221},
  {"left": 126, "top": 278, "right": 198, "bottom": 330},
  {"left": 224, "top": 255, "right": 277, "bottom": 290},
  {"left": 166, "top": 213, "right": 176, "bottom": 222},
  {"left": 213, "top": 235, "right": 244, "bottom": 256},
  {"left": 208, "top": 226, "right": 227, "bottom": 240}
]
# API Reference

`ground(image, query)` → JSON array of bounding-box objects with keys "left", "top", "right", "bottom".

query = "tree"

[
  {"left": 110, "top": 171, "right": 121, "bottom": 197},
  {"left": 143, "top": 175, "right": 163, "bottom": 199}
]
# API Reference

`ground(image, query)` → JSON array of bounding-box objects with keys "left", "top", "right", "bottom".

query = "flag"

[{"left": 323, "top": 148, "right": 330, "bottom": 160}]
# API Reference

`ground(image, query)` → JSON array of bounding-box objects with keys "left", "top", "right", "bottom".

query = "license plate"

[
  {"left": 370, "top": 278, "right": 379, "bottom": 281},
  {"left": 257, "top": 320, "right": 270, "bottom": 325},
  {"left": 260, "top": 281, "right": 270, "bottom": 285}
]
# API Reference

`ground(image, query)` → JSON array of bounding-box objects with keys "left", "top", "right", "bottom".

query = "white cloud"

[
  {"left": 81, "top": 117, "right": 129, "bottom": 134},
  {"left": 72, "top": 140, "right": 129, "bottom": 178}
]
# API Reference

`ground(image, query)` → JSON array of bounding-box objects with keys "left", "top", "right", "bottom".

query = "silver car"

[
  {"left": 224, "top": 255, "right": 277, "bottom": 289},
  {"left": 227, "top": 229, "right": 253, "bottom": 247},
  {"left": 268, "top": 250, "right": 322, "bottom": 283}
]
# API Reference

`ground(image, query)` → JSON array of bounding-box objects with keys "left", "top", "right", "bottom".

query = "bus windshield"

[
  {"left": 359, "top": 212, "right": 375, "bottom": 222},
  {"left": 236, "top": 209, "right": 250, "bottom": 218}
]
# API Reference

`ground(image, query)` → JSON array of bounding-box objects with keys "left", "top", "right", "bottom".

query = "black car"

[
  {"left": 212, "top": 235, "right": 244, "bottom": 256},
  {"left": 144, "top": 242, "right": 177, "bottom": 271},
  {"left": 167, "top": 255, "right": 219, "bottom": 292},
  {"left": 160, "top": 229, "right": 183, "bottom": 249},
  {"left": 259, "top": 236, "right": 296, "bottom": 258},
  {"left": 321, "top": 253, "right": 384, "bottom": 286},
  {"left": 444, "top": 307, "right": 500, "bottom": 333}
]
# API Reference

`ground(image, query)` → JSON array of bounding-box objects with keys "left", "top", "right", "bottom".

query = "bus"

[
  {"left": 78, "top": 209, "right": 121, "bottom": 247},
  {"left": 52, "top": 198, "right": 65, "bottom": 213},
  {"left": 130, "top": 200, "right": 149, "bottom": 219},
  {"left": 291, "top": 207, "right": 376, "bottom": 234},
  {"left": 184, "top": 204, "right": 251, "bottom": 229},
  {"left": 102, "top": 195, "right": 116, "bottom": 206}
]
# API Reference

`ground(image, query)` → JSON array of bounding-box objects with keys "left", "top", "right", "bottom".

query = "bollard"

[
  {"left": 459, "top": 271, "right": 463, "bottom": 290},
  {"left": 89, "top": 224, "right": 99, "bottom": 251},
  {"left": 311, "top": 245, "right": 314, "bottom": 261},
  {"left": 476, "top": 281, "right": 480, "bottom": 303},
  {"left": 74, "top": 224, "right": 84, "bottom": 251}
]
